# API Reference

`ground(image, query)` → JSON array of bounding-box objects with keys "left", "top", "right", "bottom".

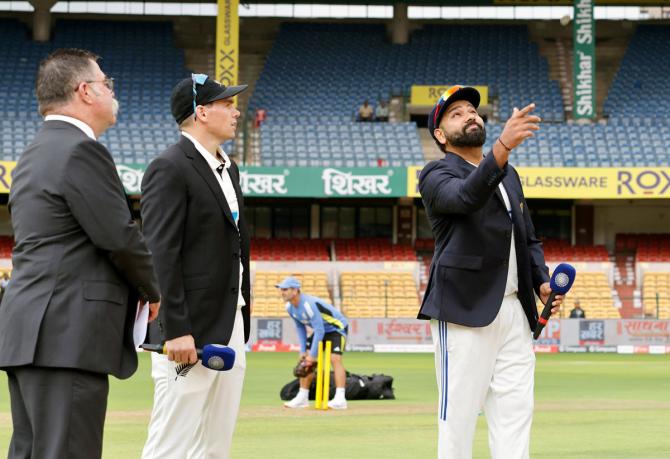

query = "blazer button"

[
  {"left": 502, "top": 260, "right": 508, "bottom": 267},
  {"left": 231, "top": 287, "right": 238, "bottom": 295}
]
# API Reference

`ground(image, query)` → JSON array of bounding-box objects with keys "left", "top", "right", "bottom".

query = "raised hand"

[{"left": 498, "top": 103, "right": 542, "bottom": 151}]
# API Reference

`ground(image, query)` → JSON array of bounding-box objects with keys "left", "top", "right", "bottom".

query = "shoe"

[
  {"left": 327, "top": 399, "right": 348, "bottom": 410},
  {"left": 283, "top": 397, "right": 308, "bottom": 409}
]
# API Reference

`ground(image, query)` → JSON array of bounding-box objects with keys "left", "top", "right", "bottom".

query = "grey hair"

[{"left": 36, "top": 48, "right": 99, "bottom": 116}]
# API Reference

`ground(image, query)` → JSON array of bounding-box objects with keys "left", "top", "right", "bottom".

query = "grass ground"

[{"left": 1, "top": 352, "right": 669, "bottom": 458}]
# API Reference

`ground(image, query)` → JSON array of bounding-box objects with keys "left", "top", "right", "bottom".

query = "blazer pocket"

[
  {"left": 83, "top": 281, "right": 124, "bottom": 304},
  {"left": 439, "top": 253, "right": 483, "bottom": 271},
  {"left": 184, "top": 275, "right": 210, "bottom": 291}
]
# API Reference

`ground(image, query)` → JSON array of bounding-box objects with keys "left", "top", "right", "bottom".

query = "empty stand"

[
  {"left": 0, "top": 236, "right": 13, "bottom": 259},
  {"left": 615, "top": 233, "right": 670, "bottom": 262},
  {"left": 249, "top": 23, "right": 562, "bottom": 168},
  {"left": 251, "top": 239, "right": 330, "bottom": 261},
  {"left": 604, "top": 26, "right": 670, "bottom": 119},
  {"left": 2, "top": 19, "right": 669, "bottom": 169},
  {"left": 543, "top": 239, "right": 609, "bottom": 262},
  {"left": 550, "top": 272, "right": 618, "bottom": 319},
  {"left": 260, "top": 120, "right": 424, "bottom": 167},
  {"left": 250, "top": 23, "right": 562, "bottom": 121},
  {"left": 642, "top": 273, "right": 670, "bottom": 319},
  {"left": 479, "top": 120, "right": 670, "bottom": 168},
  {"left": 0, "top": 19, "right": 241, "bottom": 163},
  {"left": 340, "top": 272, "right": 418, "bottom": 318},
  {"left": 414, "top": 238, "right": 435, "bottom": 253},
  {"left": 252, "top": 271, "right": 331, "bottom": 317},
  {"left": 335, "top": 239, "right": 415, "bottom": 261}
]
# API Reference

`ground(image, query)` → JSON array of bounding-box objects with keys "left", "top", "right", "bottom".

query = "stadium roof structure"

[
  {"left": 46, "top": 0, "right": 670, "bottom": 6},
  {"left": 238, "top": 0, "right": 670, "bottom": 4}
]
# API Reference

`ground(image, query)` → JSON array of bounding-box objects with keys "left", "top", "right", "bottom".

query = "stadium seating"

[
  {"left": 642, "top": 272, "right": 670, "bottom": 319},
  {"left": 260, "top": 120, "right": 424, "bottom": 167},
  {"left": 414, "top": 239, "right": 435, "bottom": 253},
  {"left": 250, "top": 23, "right": 562, "bottom": 121},
  {"left": 0, "top": 18, "right": 200, "bottom": 163},
  {"left": 542, "top": 239, "right": 609, "bottom": 262},
  {"left": 480, "top": 120, "right": 670, "bottom": 168},
  {"left": 2, "top": 19, "right": 668, "bottom": 168},
  {"left": 416, "top": 238, "right": 610, "bottom": 262},
  {"left": 604, "top": 26, "right": 670, "bottom": 119},
  {"left": 249, "top": 22, "right": 563, "bottom": 167},
  {"left": 0, "top": 236, "right": 13, "bottom": 259},
  {"left": 251, "top": 239, "right": 330, "bottom": 261},
  {"left": 554, "top": 272, "right": 618, "bottom": 319},
  {"left": 335, "top": 239, "right": 415, "bottom": 261},
  {"left": 340, "top": 272, "right": 419, "bottom": 318},
  {"left": 252, "top": 271, "right": 331, "bottom": 317},
  {"left": 615, "top": 233, "right": 670, "bottom": 262},
  {"left": 483, "top": 22, "right": 670, "bottom": 168}
]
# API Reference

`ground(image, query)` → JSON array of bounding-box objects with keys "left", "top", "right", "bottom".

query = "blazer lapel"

[
  {"left": 179, "top": 137, "right": 237, "bottom": 227},
  {"left": 453, "top": 152, "right": 507, "bottom": 211},
  {"left": 493, "top": 185, "right": 506, "bottom": 209},
  {"left": 501, "top": 173, "right": 521, "bottom": 225}
]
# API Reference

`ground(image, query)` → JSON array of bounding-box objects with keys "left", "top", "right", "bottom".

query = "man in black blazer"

[
  {"left": 140, "top": 75, "right": 250, "bottom": 459},
  {"left": 419, "top": 86, "right": 563, "bottom": 459},
  {"left": 0, "top": 49, "right": 161, "bottom": 459}
]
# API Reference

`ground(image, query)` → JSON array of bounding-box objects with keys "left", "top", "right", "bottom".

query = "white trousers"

[
  {"left": 431, "top": 294, "right": 535, "bottom": 459},
  {"left": 142, "top": 309, "right": 247, "bottom": 459}
]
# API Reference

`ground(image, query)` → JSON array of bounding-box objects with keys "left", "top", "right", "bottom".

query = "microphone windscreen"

[
  {"left": 549, "top": 263, "right": 576, "bottom": 295},
  {"left": 201, "top": 344, "right": 236, "bottom": 371}
]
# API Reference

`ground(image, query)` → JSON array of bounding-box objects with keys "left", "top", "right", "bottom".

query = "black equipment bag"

[{"left": 280, "top": 372, "right": 395, "bottom": 401}]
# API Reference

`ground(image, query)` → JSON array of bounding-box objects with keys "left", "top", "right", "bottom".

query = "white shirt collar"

[
  {"left": 44, "top": 114, "right": 96, "bottom": 140},
  {"left": 181, "top": 131, "right": 231, "bottom": 171}
]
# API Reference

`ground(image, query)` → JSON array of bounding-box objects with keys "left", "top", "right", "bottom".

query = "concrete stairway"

[{"left": 531, "top": 22, "right": 633, "bottom": 120}]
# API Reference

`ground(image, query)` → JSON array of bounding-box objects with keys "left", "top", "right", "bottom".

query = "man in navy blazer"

[{"left": 419, "top": 85, "right": 563, "bottom": 459}]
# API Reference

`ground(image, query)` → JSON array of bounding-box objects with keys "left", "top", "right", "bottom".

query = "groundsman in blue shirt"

[{"left": 277, "top": 276, "right": 349, "bottom": 410}]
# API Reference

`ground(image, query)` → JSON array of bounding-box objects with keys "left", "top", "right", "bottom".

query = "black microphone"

[
  {"left": 533, "top": 263, "right": 576, "bottom": 340},
  {"left": 140, "top": 343, "right": 235, "bottom": 371}
]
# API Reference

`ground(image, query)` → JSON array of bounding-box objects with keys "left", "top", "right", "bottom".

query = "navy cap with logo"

[
  {"left": 171, "top": 73, "right": 248, "bottom": 125},
  {"left": 427, "top": 85, "right": 481, "bottom": 141}
]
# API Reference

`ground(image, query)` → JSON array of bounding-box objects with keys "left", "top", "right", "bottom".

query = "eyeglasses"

[
  {"left": 87, "top": 77, "right": 114, "bottom": 91},
  {"left": 74, "top": 77, "right": 114, "bottom": 93},
  {"left": 192, "top": 73, "right": 208, "bottom": 121}
]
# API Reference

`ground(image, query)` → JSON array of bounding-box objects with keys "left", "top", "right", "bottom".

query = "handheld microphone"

[
  {"left": 141, "top": 343, "right": 236, "bottom": 371},
  {"left": 533, "top": 263, "right": 576, "bottom": 340}
]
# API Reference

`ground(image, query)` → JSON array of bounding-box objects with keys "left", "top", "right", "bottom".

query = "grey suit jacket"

[{"left": 0, "top": 120, "right": 160, "bottom": 379}]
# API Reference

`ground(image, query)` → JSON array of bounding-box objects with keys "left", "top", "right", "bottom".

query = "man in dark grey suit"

[
  {"left": 0, "top": 48, "right": 161, "bottom": 459},
  {"left": 140, "top": 75, "right": 250, "bottom": 459}
]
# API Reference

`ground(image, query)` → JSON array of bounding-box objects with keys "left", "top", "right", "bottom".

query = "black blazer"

[
  {"left": 0, "top": 121, "right": 160, "bottom": 379},
  {"left": 418, "top": 152, "right": 550, "bottom": 331},
  {"left": 141, "top": 135, "right": 251, "bottom": 348}
]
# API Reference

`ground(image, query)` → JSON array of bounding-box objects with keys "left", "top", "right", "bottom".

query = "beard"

[{"left": 445, "top": 121, "right": 486, "bottom": 147}]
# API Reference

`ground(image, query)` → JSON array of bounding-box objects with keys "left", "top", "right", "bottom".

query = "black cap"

[
  {"left": 171, "top": 75, "right": 248, "bottom": 124},
  {"left": 427, "top": 85, "right": 481, "bottom": 141}
]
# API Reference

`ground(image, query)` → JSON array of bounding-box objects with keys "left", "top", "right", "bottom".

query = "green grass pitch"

[{"left": 1, "top": 352, "right": 669, "bottom": 458}]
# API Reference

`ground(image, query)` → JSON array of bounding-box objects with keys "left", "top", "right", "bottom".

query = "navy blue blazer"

[{"left": 418, "top": 151, "right": 550, "bottom": 331}]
